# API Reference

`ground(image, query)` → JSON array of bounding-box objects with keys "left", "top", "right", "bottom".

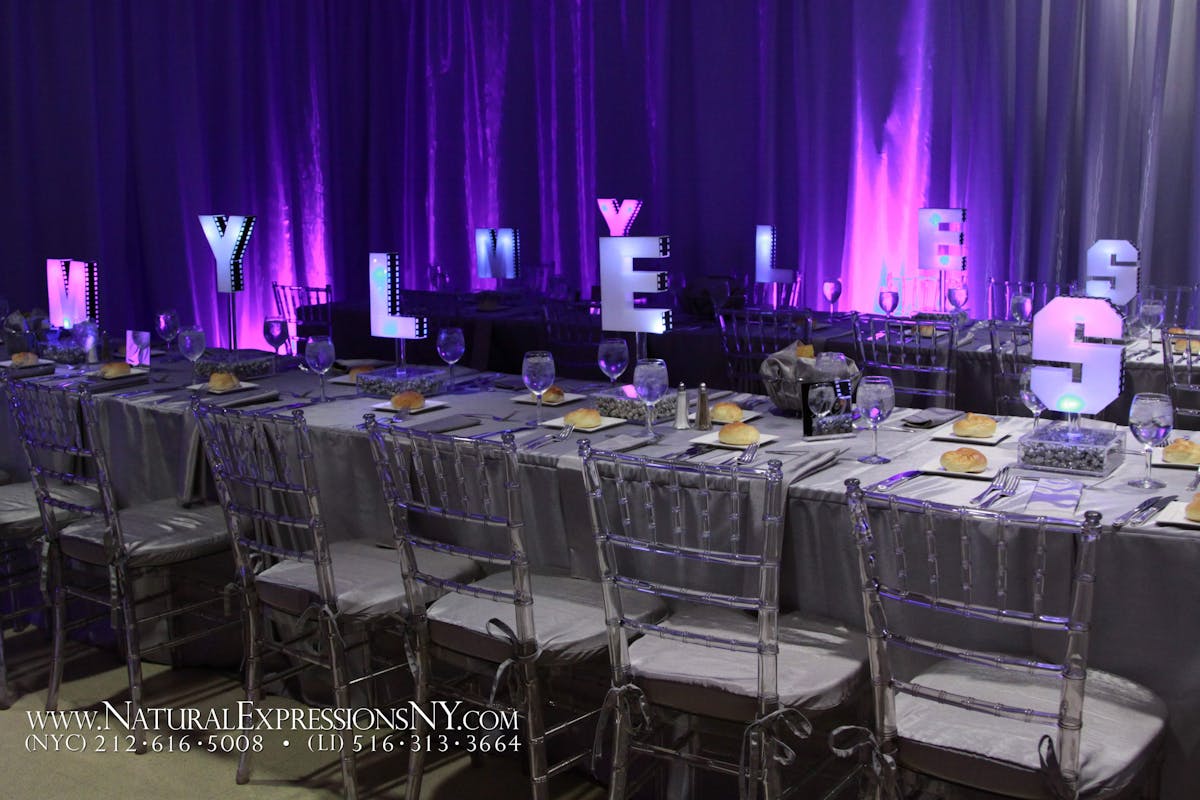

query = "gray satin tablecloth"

[{"left": 1, "top": 356, "right": 1198, "bottom": 795}]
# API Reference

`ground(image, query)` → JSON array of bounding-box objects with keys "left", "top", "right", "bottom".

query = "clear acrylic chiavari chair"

[
  {"left": 852, "top": 313, "right": 958, "bottom": 408},
  {"left": 193, "top": 402, "right": 482, "bottom": 799},
  {"left": 5, "top": 380, "right": 236, "bottom": 747},
  {"left": 543, "top": 301, "right": 604, "bottom": 378},
  {"left": 988, "top": 320, "right": 1032, "bottom": 417},
  {"left": 365, "top": 419, "right": 664, "bottom": 800},
  {"left": 580, "top": 442, "right": 865, "bottom": 800},
  {"left": 718, "top": 308, "right": 814, "bottom": 394},
  {"left": 1144, "top": 285, "right": 1199, "bottom": 329},
  {"left": 272, "top": 281, "right": 334, "bottom": 356},
  {"left": 987, "top": 278, "right": 1076, "bottom": 321},
  {"left": 1163, "top": 329, "right": 1200, "bottom": 429},
  {"left": 841, "top": 479, "right": 1166, "bottom": 798}
]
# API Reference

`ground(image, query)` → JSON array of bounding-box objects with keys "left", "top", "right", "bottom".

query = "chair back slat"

[
  {"left": 986, "top": 278, "right": 1076, "bottom": 321},
  {"left": 542, "top": 302, "right": 604, "bottom": 377},
  {"left": 272, "top": 282, "right": 333, "bottom": 355},
  {"left": 987, "top": 321, "right": 1032, "bottom": 416},
  {"left": 845, "top": 479, "right": 1103, "bottom": 793},
  {"left": 193, "top": 402, "right": 336, "bottom": 604},
  {"left": 853, "top": 313, "right": 958, "bottom": 408},
  {"left": 1145, "top": 284, "right": 1200, "bottom": 328},
  {"left": 1164, "top": 329, "right": 1200, "bottom": 425},
  {"left": 580, "top": 441, "right": 785, "bottom": 710},
  {"left": 717, "top": 308, "right": 812, "bottom": 393}
]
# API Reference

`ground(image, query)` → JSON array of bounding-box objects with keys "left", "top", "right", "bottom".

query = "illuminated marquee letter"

[
  {"left": 46, "top": 258, "right": 99, "bottom": 328},
  {"left": 474, "top": 228, "right": 520, "bottom": 279},
  {"left": 599, "top": 236, "right": 672, "bottom": 334},
  {"left": 1030, "top": 296, "right": 1124, "bottom": 414},
  {"left": 597, "top": 199, "right": 643, "bottom": 237},
  {"left": 1084, "top": 239, "right": 1139, "bottom": 308},
  {"left": 755, "top": 225, "right": 795, "bottom": 284},
  {"left": 199, "top": 215, "right": 255, "bottom": 293},
  {"left": 917, "top": 208, "right": 966, "bottom": 271},
  {"left": 369, "top": 253, "right": 428, "bottom": 339}
]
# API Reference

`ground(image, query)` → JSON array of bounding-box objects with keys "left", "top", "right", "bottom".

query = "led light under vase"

[
  {"left": 1083, "top": 239, "right": 1139, "bottom": 308},
  {"left": 1030, "top": 296, "right": 1124, "bottom": 415},
  {"left": 368, "top": 253, "right": 428, "bottom": 340},
  {"left": 474, "top": 228, "right": 520, "bottom": 280},
  {"left": 46, "top": 258, "right": 100, "bottom": 329}
]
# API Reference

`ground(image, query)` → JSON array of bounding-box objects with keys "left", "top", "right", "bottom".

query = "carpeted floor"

[{"left": 0, "top": 627, "right": 606, "bottom": 799}]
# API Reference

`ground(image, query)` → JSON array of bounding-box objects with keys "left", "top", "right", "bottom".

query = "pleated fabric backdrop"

[{"left": 0, "top": 0, "right": 1195, "bottom": 347}]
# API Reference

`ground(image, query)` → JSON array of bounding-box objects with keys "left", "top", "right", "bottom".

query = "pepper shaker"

[
  {"left": 696, "top": 383, "right": 712, "bottom": 430},
  {"left": 673, "top": 383, "right": 691, "bottom": 429}
]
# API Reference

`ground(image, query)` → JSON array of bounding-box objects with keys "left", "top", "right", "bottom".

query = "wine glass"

[
  {"left": 822, "top": 279, "right": 843, "bottom": 314},
  {"left": 816, "top": 351, "right": 852, "bottom": 414},
  {"left": 305, "top": 335, "right": 336, "bottom": 402},
  {"left": 598, "top": 338, "right": 630, "bottom": 386},
  {"left": 1019, "top": 367, "right": 1047, "bottom": 430},
  {"left": 1010, "top": 293, "right": 1033, "bottom": 325},
  {"left": 177, "top": 325, "right": 206, "bottom": 385},
  {"left": 263, "top": 316, "right": 288, "bottom": 365},
  {"left": 1128, "top": 393, "right": 1173, "bottom": 489},
  {"left": 155, "top": 309, "right": 180, "bottom": 358},
  {"left": 436, "top": 327, "right": 466, "bottom": 390},
  {"left": 856, "top": 376, "right": 895, "bottom": 464},
  {"left": 947, "top": 285, "right": 969, "bottom": 312},
  {"left": 632, "top": 358, "right": 669, "bottom": 438},
  {"left": 878, "top": 289, "right": 900, "bottom": 317},
  {"left": 522, "top": 350, "right": 556, "bottom": 424},
  {"left": 1139, "top": 300, "right": 1164, "bottom": 355}
]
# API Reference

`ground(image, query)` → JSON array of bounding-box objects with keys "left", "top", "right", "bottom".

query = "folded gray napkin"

[
  {"left": 903, "top": 407, "right": 964, "bottom": 428},
  {"left": 492, "top": 376, "right": 528, "bottom": 391},
  {"left": 1024, "top": 478, "right": 1083, "bottom": 518},
  {"left": 407, "top": 414, "right": 482, "bottom": 434},
  {"left": 593, "top": 434, "right": 655, "bottom": 453},
  {"left": 776, "top": 448, "right": 842, "bottom": 481}
]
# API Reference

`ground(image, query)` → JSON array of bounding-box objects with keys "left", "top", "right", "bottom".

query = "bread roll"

[
  {"left": 939, "top": 447, "right": 988, "bottom": 473},
  {"left": 718, "top": 421, "right": 760, "bottom": 446},
  {"left": 349, "top": 365, "right": 374, "bottom": 382},
  {"left": 1163, "top": 438, "right": 1200, "bottom": 465},
  {"left": 795, "top": 343, "right": 815, "bottom": 359},
  {"left": 1187, "top": 493, "right": 1200, "bottom": 523},
  {"left": 563, "top": 407, "right": 602, "bottom": 429},
  {"left": 540, "top": 385, "right": 565, "bottom": 403},
  {"left": 918, "top": 324, "right": 936, "bottom": 337},
  {"left": 952, "top": 412, "right": 998, "bottom": 438},
  {"left": 207, "top": 371, "right": 240, "bottom": 391},
  {"left": 390, "top": 391, "right": 425, "bottom": 411},
  {"left": 710, "top": 401, "right": 743, "bottom": 423},
  {"left": 98, "top": 362, "right": 131, "bottom": 379},
  {"left": 10, "top": 351, "right": 38, "bottom": 367}
]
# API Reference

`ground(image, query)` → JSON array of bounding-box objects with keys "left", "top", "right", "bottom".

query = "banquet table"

[{"left": 1, "top": 356, "right": 1198, "bottom": 796}]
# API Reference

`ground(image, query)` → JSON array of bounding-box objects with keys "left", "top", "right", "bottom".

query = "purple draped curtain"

[{"left": 0, "top": 0, "right": 1195, "bottom": 347}]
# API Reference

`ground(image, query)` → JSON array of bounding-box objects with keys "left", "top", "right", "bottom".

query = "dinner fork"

[
  {"left": 525, "top": 425, "right": 575, "bottom": 450},
  {"left": 969, "top": 466, "right": 1011, "bottom": 507},
  {"left": 720, "top": 442, "right": 759, "bottom": 466},
  {"left": 978, "top": 470, "right": 1021, "bottom": 510}
]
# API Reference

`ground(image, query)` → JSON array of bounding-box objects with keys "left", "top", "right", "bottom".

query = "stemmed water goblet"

[
  {"left": 822, "top": 279, "right": 843, "bottom": 315},
  {"left": 436, "top": 327, "right": 466, "bottom": 391},
  {"left": 522, "top": 351, "right": 556, "bottom": 425},
  {"left": 815, "top": 351, "right": 851, "bottom": 414},
  {"left": 263, "top": 316, "right": 288, "bottom": 369},
  {"left": 878, "top": 288, "right": 900, "bottom": 318},
  {"left": 1011, "top": 293, "right": 1033, "bottom": 325},
  {"left": 305, "top": 336, "right": 336, "bottom": 402},
  {"left": 1128, "top": 393, "right": 1173, "bottom": 490},
  {"left": 1019, "top": 366, "right": 1047, "bottom": 430},
  {"left": 947, "top": 285, "right": 969, "bottom": 313},
  {"left": 856, "top": 376, "right": 895, "bottom": 464},
  {"left": 155, "top": 309, "right": 180, "bottom": 360},
  {"left": 632, "top": 358, "right": 669, "bottom": 439},
  {"left": 177, "top": 325, "right": 206, "bottom": 385},
  {"left": 598, "top": 338, "right": 630, "bottom": 386}
]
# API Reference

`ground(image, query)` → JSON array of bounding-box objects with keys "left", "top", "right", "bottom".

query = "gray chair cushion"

[
  {"left": 427, "top": 572, "right": 667, "bottom": 666},
  {"left": 256, "top": 540, "right": 483, "bottom": 620},
  {"left": 896, "top": 660, "right": 1167, "bottom": 798},
  {"left": 628, "top": 605, "right": 867, "bottom": 721},
  {"left": 58, "top": 498, "right": 230, "bottom": 567},
  {"left": 0, "top": 481, "right": 100, "bottom": 540}
]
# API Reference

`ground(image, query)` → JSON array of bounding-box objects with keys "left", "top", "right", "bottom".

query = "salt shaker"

[
  {"left": 696, "top": 383, "right": 712, "bottom": 430},
  {"left": 673, "top": 383, "right": 691, "bottom": 429}
]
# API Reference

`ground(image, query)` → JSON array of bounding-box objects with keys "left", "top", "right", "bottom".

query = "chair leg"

[
  {"left": 45, "top": 546, "right": 66, "bottom": 712},
  {"left": 762, "top": 730, "right": 781, "bottom": 800},
  {"left": 0, "top": 625, "right": 13, "bottom": 709},
  {"left": 325, "top": 615, "right": 359, "bottom": 800},
  {"left": 607, "top": 695, "right": 633, "bottom": 800},
  {"left": 115, "top": 565, "right": 148, "bottom": 754},
  {"left": 236, "top": 589, "right": 262, "bottom": 785},
  {"left": 406, "top": 623, "right": 432, "bottom": 800},
  {"left": 522, "top": 659, "right": 549, "bottom": 800}
]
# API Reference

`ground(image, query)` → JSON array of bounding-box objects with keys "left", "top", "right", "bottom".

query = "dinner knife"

[
  {"left": 1130, "top": 495, "right": 1176, "bottom": 527},
  {"left": 865, "top": 470, "right": 921, "bottom": 493},
  {"left": 1111, "top": 496, "right": 1164, "bottom": 530}
]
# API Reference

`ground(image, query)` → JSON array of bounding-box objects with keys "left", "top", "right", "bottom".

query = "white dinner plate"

[
  {"left": 689, "top": 409, "right": 762, "bottom": 425},
  {"left": 1153, "top": 502, "right": 1200, "bottom": 531},
  {"left": 689, "top": 430, "right": 780, "bottom": 451},
  {"left": 88, "top": 367, "right": 149, "bottom": 380},
  {"left": 188, "top": 381, "right": 259, "bottom": 395},
  {"left": 931, "top": 418, "right": 1020, "bottom": 447},
  {"left": 370, "top": 399, "right": 449, "bottom": 415},
  {"left": 540, "top": 414, "right": 626, "bottom": 432},
  {"left": 513, "top": 392, "right": 587, "bottom": 407},
  {"left": 919, "top": 452, "right": 1016, "bottom": 481},
  {"left": 1151, "top": 442, "right": 1200, "bottom": 470}
]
